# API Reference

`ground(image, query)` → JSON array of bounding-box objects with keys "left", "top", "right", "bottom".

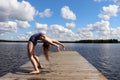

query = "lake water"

[{"left": 0, "top": 42, "right": 120, "bottom": 80}]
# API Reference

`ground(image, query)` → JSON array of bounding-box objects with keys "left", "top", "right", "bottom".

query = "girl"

[{"left": 27, "top": 32, "right": 64, "bottom": 74}]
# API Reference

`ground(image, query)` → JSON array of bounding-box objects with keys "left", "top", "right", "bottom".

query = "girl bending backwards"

[{"left": 27, "top": 32, "right": 65, "bottom": 74}]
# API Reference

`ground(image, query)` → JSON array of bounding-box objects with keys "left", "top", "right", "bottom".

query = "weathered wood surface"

[{"left": 1, "top": 51, "right": 108, "bottom": 80}]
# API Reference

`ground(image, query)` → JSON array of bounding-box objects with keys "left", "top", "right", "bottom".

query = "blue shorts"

[{"left": 29, "top": 33, "right": 44, "bottom": 46}]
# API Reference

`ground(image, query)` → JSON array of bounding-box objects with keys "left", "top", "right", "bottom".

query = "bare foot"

[{"left": 29, "top": 70, "right": 40, "bottom": 74}]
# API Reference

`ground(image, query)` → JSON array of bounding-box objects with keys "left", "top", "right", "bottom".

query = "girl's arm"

[
  {"left": 53, "top": 40, "right": 64, "bottom": 47},
  {"left": 40, "top": 35, "right": 60, "bottom": 51},
  {"left": 52, "top": 39, "right": 65, "bottom": 50}
]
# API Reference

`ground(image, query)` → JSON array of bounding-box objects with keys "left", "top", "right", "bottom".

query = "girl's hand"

[
  {"left": 56, "top": 45, "right": 60, "bottom": 52},
  {"left": 63, "top": 47, "right": 65, "bottom": 51}
]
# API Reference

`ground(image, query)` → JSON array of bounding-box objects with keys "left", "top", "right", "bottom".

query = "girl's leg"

[
  {"left": 27, "top": 41, "right": 40, "bottom": 74},
  {"left": 34, "top": 55, "right": 43, "bottom": 68}
]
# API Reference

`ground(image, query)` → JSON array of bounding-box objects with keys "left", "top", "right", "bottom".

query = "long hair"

[
  {"left": 42, "top": 42, "right": 50, "bottom": 61},
  {"left": 43, "top": 42, "right": 50, "bottom": 50}
]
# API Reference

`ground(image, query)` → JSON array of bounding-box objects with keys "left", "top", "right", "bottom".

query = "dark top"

[{"left": 29, "top": 33, "right": 44, "bottom": 45}]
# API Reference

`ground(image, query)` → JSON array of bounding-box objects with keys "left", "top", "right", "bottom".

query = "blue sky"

[{"left": 0, "top": 0, "right": 120, "bottom": 41}]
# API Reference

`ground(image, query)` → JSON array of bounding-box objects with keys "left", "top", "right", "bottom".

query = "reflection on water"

[
  {"left": 0, "top": 42, "right": 28, "bottom": 76},
  {"left": 65, "top": 43, "right": 120, "bottom": 80},
  {"left": 0, "top": 42, "right": 120, "bottom": 80},
  {"left": 0, "top": 42, "right": 42, "bottom": 76}
]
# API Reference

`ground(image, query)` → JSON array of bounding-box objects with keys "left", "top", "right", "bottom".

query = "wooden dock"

[{"left": 1, "top": 51, "right": 108, "bottom": 80}]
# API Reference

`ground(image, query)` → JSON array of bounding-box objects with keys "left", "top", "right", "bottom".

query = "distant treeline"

[
  {"left": 76, "top": 39, "right": 119, "bottom": 43},
  {"left": 0, "top": 39, "right": 119, "bottom": 43},
  {"left": 61, "top": 39, "right": 119, "bottom": 43},
  {"left": 0, "top": 40, "right": 27, "bottom": 42}
]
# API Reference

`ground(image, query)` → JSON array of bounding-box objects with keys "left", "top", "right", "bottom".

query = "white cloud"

[
  {"left": 98, "top": 5, "right": 119, "bottom": 20},
  {"left": 19, "top": 24, "right": 79, "bottom": 41},
  {"left": 16, "top": 34, "right": 28, "bottom": 40},
  {"left": 13, "top": 31, "right": 36, "bottom": 40},
  {"left": 66, "top": 22, "right": 76, "bottom": 29},
  {"left": 114, "top": 0, "right": 120, "bottom": 5},
  {"left": 0, "top": 0, "right": 36, "bottom": 22},
  {"left": 35, "top": 23, "right": 48, "bottom": 34},
  {"left": 49, "top": 24, "right": 78, "bottom": 41},
  {"left": 86, "top": 20, "right": 110, "bottom": 39},
  {"left": 26, "top": 31, "right": 35, "bottom": 36},
  {"left": 77, "top": 20, "right": 111, "bottom": 40},
  {"left": 16, "top": 20, "right": 30, "bottom": 28},
  {"left": 50, "top": 24, "right": 72, "bottom": 34},
  {"left": 39, "top": 9, "right": 53, "bottom": 18},
  {"left": 61, "top": 6, "right": 76, "bottom": 20},
  {"left": 88, "top": 20, "right": 110, "bottom": 31},
  {"left": 110, "top": 27, "right": 120, "bottom": 39},
  {"left": 94, "top": 0, "right": 108, "bottom": 2},
  {"left": 22, "top": 26, "right": 120, "bottom": 41},
  {"left": 0, "top": 21, "right": 17, "bottom": 35},
  {"left": 99, "top": 14, "right": 110, "bottom": 21},
  {"left": 111, "top": 27, "right": 120, "bottom": 35},
  {"left": 78, "top": 28, "right": 94, "bottom": 40}
]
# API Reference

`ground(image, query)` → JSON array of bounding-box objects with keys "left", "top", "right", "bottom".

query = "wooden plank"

[{"left": 1, "top": 51, "right": 108, "bottom": 80}]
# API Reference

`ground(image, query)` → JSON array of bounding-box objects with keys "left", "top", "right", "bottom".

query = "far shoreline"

[{"left": 0, "top": 39, "right": 120, "bottom": 43}]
